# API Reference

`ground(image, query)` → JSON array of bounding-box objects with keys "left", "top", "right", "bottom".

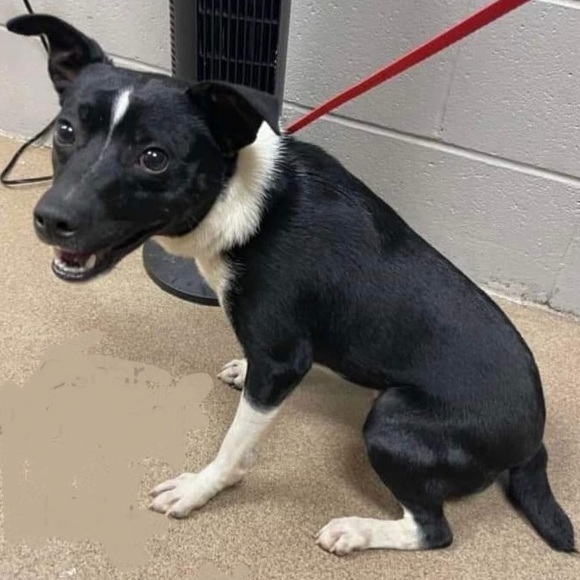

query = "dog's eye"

[
  {"left": 55, "top": 120, "right": 75, "bottom": 145},
  {"left": 139, "top": 148, "right": 169, "bottom": 174}
]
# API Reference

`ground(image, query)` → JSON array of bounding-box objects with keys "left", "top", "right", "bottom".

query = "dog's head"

[{"left": 7, "top": 14, "right": 280, "bottom": 282}]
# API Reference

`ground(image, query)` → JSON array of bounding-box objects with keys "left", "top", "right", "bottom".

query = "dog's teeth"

[{"left": 85, "top": 254, "right": 97, "bottom": 269}]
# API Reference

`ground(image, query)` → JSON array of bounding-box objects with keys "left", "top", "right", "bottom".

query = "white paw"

[
  {"left": 316, "top": 517, "right": 372, "bottom": 556},
  {"left": 217, "top": 358, "right": 247, "bottom": 390},
  {"left": 149, "top": 471, "right": 221, "bottom": 518}
]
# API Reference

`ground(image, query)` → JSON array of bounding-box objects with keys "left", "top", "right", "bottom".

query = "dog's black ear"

[
  {"left": 7, "top": 14, "right": 109, "bottom": 95},
  {"left": 187, "top": 82, "right": 281, "bottom": 155}
]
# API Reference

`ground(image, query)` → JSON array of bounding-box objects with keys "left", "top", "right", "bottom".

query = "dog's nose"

[{"left": 33, "top": 206, "right": 79, "bottom": 243}]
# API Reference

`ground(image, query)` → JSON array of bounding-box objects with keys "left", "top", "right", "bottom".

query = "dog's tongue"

[{"left": 60, "top": 250, "right": 92, "bottom": 267}]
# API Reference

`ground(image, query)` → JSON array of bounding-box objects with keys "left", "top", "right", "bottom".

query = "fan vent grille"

[{"left": 196, "top": 0, "right": 281, "bottom": 94}]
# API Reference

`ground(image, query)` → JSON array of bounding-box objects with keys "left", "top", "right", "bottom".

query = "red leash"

[{"left": 286, "top": 0, "right": 531, "bottom": 134}]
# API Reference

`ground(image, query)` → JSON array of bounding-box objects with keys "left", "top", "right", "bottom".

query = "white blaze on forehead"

[
  {"left": 110, "top": 88, "right": 132, "bottom": 131},
  {"left": 97, "top": 87, "right": 133, "bottom": 157},
  {"left": 64, "top": 87, "right": 134, "bottom": 199}
]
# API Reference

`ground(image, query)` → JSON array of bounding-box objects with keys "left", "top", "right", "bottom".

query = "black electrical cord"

[{"left": 0, "top": 0, "right": 56, "bottom": 187}]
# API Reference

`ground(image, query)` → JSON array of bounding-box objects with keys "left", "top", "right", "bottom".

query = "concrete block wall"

[{"left": 1, "top": 1, "right": 578, "bottom": 315}]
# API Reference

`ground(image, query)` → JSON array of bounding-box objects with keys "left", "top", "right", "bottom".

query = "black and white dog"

[{"left": 8, "top": 14, "right": 575, "bottom": 556}]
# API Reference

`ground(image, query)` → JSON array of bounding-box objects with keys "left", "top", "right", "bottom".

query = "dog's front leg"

[
  {"left": 149, "top": 391, "right": 279, "bottom": 518},
  {"left": 149, "top": 349, "right": 311, "bottom": 518}
]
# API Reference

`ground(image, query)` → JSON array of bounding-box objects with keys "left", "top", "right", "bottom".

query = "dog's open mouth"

[
  {"left": 52, "top": 248, "right": 98, "bottom": 279},
  {"left": 51, "top": 229, "right": 158, "bottom": 282},
  {"left": 53, "top": 248, "right": 99, "bottom": 280}
]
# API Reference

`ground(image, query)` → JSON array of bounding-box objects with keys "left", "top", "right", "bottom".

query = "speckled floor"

[{"left": 0, "top": 136, "right": 578, "bottom": 579}]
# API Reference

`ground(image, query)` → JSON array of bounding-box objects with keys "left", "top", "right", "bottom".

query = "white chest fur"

[
  {"left": 153, "top": 123, "right": 282, "bottom": 306},
  {"left": 194, "top": 254, "right": 232, "bottom": 302},
  {"left": 153, "top": 239, "right": 233, "bottom": 306}
]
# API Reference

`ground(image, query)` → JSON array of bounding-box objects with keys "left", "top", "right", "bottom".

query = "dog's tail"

[{"left": 506, "top": 444, "right": 576, "bottom": 552}]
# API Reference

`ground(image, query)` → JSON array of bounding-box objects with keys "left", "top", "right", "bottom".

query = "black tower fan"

[{"left": 143, "top": 0, "right": 292, "bottom": 306}]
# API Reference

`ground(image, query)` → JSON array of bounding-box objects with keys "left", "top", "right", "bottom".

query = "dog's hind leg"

[
  {"left": 317, "top": 386, "right": 495, "bottom": 555},
  {"left": 316, "top": 503, "right": 449, "bottom": 555}
]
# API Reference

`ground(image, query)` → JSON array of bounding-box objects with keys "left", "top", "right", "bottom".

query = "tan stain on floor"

[{"left": 0, "top": 331, "right": 214, "bottom": 570}]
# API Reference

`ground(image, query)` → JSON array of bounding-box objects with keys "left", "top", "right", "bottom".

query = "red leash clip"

[{"left": 286, "top": 0, "right": 531, "bottom": 134}]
